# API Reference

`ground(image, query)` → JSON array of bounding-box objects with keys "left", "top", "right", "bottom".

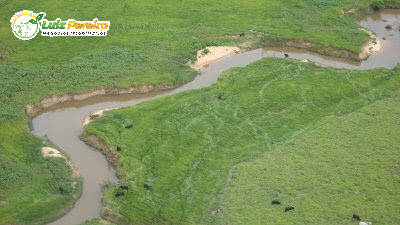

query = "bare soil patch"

[
  {"left": 82, "top": 109, "right": 111, "bottom": 127},
  {"left": 189, "top": 46, "right": 241, "bottom": 70},
  {"left": 41, "top": 147, "right": 80, "bottom": 177},
  {"left": 359, "top": 29, "right": 383, "bottom": 60}
]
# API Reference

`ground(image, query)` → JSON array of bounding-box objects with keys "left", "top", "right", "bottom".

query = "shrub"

[{"left": 371, "top": 1, "right": 385, "bottom": 11}]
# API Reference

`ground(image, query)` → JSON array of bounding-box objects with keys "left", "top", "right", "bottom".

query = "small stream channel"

[{"left": 31, "top": 9, "right": 400, "bottom": 225}]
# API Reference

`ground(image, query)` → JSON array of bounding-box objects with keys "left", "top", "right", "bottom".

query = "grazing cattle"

[
  {"left": 117, "top": 146, "right": 122, "bottom": 152},
  {"left": 284, "top": 206, "right": 295, "bottom": 212},
  {"left": 284, "top": 53, "right": 289, "bottom": 58},
  {"left": 239, "top": 32, "right": 245, "bottom": 37},
  {"left": 352, "top": 214, "right": 361, "bottom": 221},
  {"left": 144, "top": 184, "right": 152, "bottom": 190},
  {"left": 59, "top": 187, "right": 65, "bottom": 194},
  {"left": 125, "top": 124, "right": 133, "bottom": 129},
  {"left": 271, "top": 200, "right": 281, "bottom": 205},
  {"left": 120, "top": 185, "right": 129, "bottom": 190},
  {"left": 115, "top": 191, "right": 125, "bottom": 197}
]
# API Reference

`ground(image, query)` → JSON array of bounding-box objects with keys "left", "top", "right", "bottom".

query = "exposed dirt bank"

[
  {"left": 42, "top": 147, "right": 80, "bottom": 178},
  {"left": 341, "top": 8, "right": 358, "bottom": 15},
  {"left": 359, "top": 29, "right": 383, "bottom": 59},
  {"left": 27, "top": 85, "right": 176, "bottom": 118},
  {"left": 206, "top": 30, "right": 378, "bottom": 64},
  {"left": 83, "top": 134, "right": 120, "bottom": 170},
  {"left": 189, "top": 46, "right": 241, "bottom": 70},
  {"left": 257, "top": 5, "right": 400, "bottom": 62},
  {"left": 81, "top": 133, "right": 125, "bottom": 224},
  {"left": 82, "top": 133, "right": 125, "bottom": 223},
  {"left": 42, "top": 146, "right": 65, "bottom": 158},
  {"left": 82, "top": 109, "right": 110, "bottom": 127},
  {"left": 260, "top": 37, "right": 364, "bottom": 62}
]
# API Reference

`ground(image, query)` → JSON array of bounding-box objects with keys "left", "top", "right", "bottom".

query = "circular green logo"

[{"left": 10, "top": 10, "right": 41, "bottom": 40}]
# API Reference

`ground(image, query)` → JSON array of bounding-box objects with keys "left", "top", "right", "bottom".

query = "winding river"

[{"left": 31, "top": 9, "right": 400, "bottom": 225}]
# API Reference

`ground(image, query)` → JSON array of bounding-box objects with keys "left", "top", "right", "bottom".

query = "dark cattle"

[
  {"left": 117, "top": 146, "right": 122, "bottom": 152},
  {"left": 144, "top": 184, "right": 152, "bottom": 190},
  {"left": 284, "top": 53, "right": 289, "bottom": 58},
  {"left": 115, "top": 191, "right": 125, "bottom": 197},
  {"left": 271, "top": 200, "right": 281, "bottom": 205},
  {"left": 125, "top": 124, "right": 133, "bottom": 129},
  {"left": 352, "top": 214, "right": 361, "bottom": 221},
  {"left": 284, "top": 206, "right": 295, "bottom": 212},
  {"left": 239, "top": 32, "right": 245, "bottom": 37},
  {"left": 59, "top": 187, "right": 65, "bottom": 194},
  {"left": 120, "top": 185, "right": 129, "bottom": 190}
]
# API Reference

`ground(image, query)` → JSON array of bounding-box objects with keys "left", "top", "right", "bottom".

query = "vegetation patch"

[
  {"left": 0, "top": 122, "right": 81, "bottom": 225},
  {"left": 85, "top": 58, "right": 400, "bottom": 224},
  {"left": 371, "top": 1, "right": 386, "bottom": 11}
]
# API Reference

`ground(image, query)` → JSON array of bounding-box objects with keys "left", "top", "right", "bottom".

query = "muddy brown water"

[{"left": 31, "top": 9, "right": 400, "bottom": 225}]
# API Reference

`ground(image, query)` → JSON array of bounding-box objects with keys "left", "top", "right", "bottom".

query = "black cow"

[
  {"left": 144, "top": 184, "right": 152, "bottom": 191},
  {"left": 352, "top": 214, "right": 361, "bottom": 221},
  {"left": 59, "top": 187, "right": 65, "bottom": 194},
  {"left": 284, "top": 53, "right": 289, "bottom": 58},
  {"left": 271, "top": 200, "right": 281, "bottom": 205},
  {"left": 120, "top": 185, "right": 129, "bottom": 190},
  {"left": 117, "top": 146, "right": 122, "bottom": 152},
  {"left": 115, "top": 191, "right": 125, "bottom": 197},
  {"left": 284, "top": 206, "right": 295, "bottom": 212}
]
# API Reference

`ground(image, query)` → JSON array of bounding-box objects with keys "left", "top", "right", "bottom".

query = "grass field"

[
  {"left": 1, "top": 0, "right": 400, "bottom": 224},
  {"left": 85, "top": 58, "right": 400, "bottom": 224},
  {"left": 0, "top": 123, "right": 81, "bottom": 225},
  {"left": 2, "top": 0, "right": 397, "bottom": 121},
  {"left": 216, "top": 97, "right": 400, "bottom": 225}
]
